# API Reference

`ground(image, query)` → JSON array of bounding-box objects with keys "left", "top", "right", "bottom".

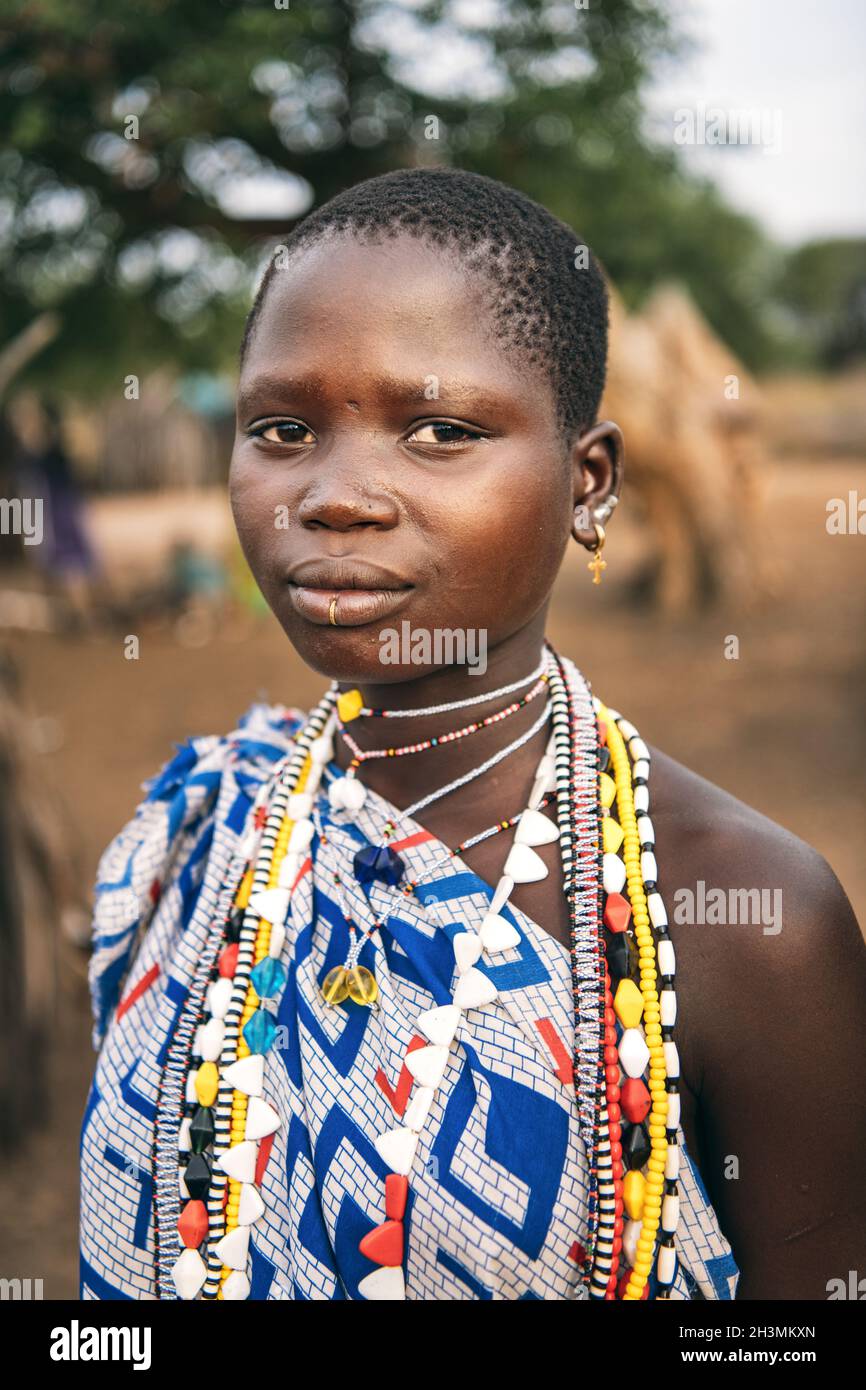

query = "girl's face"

[{"left": 231, "top": 232, "right": 599, "bottom": 684}]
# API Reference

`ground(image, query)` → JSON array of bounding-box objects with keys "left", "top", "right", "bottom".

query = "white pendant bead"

[
  {"left": 374, "top": 1125, "right": 418, "bottom": 1176},
  {"left": 663, "top": 1040, "right": 680, "bottom": 1078},
  {"left": 657, "top": 1243, "right": 677, "bottom": 1284},
  {"left": 535, "top": 753, "right": 555, "bottom": 782},
  {"left": 630, "top": 737, "right": 650, "bottom": 762},
  {"left": 358, "top": 1266, "right": 406, "bottom": 1301},
  {"left": 222, "top": 1270, "right": 252, "bottom": 1301},
  {"left": 503, "top": 842, "right": 548, "bottom": 884},
  {"left": 416, "top": 1004, "right": 461, "bottom": 1047},
  {"left": 248, "top": 888, "right": 291, "bottom": 925},
  {"left": 268, "top": 922, "right": 287, "bottom": 959},
  {"left": 479, "top": 913, "right": 520, "bottom": 954},
  {"left": 622, "top": 1218, "right": 642, "bottom": 1267},
  {"left": 633, "top": 759, "right": 650, "bottom": 783},
  {"left": 647, "top": 892, "right": 668, "bottom": 930},
  {"left": 288, "top": 791, "right": 313, "bottom": 819},
  {"left": 404, "top": 1085, "right": 436, "bottom": 1132},
  {"left": 603, "top": 853, "right": 627, "bottom": 894},
  {"left": 222, "top": 1054, "right": 264, "bottom": 1097},
  {"left": 199, "top": 1018, "right": 225, "bottom": 1062},
  {"left": 618, "top": 718, "right": 638, "bottom": 741},
  {"left": 633, "top": 784, "right": 650, "bottom": 814},
  {"left": 661, "top": 1193, "right": 680, "bottom": 1233},
  {"left": 237, "top": 1182, "right": 267, "bottom": 1226},
  {"left": 666, "top": 1091, "right": 681, "bottom": 1128},
  {"left": 172, "top": 1247, "right": 207, "bottom": 1300},
  {"left": 288, "top": 818, "right": 314, "bottom": 854},
  {"left": 185, "top": 1071, "right": 198, "bottom": 1105},
  {"left": 405, "top": 1044, "right": 449, "bottom": 1090},
  {"left": 657, "top": 939, "right": 676, "bottom": 977},
  {"left": 214, "top": 1225, "right": 250, "bottom": 1271},
  {"left": 327, "top": 777, "right": 347, "bottom": 810},
  {"left": 309, "top": 734, "right": 333, "bottom": 764},
  {"left": 619, "top": 1027, "right": 651, "bottom": 1078},
  {"left": 528, "top": 775, "right": 552, "bottom": 810},
  {"left": 178, "top": 1117, "right": 192, "bottom": 1151},
  {"left": 304, "top": 762, "right": 323, "bottom": 795},
  {"left": 664, "top": 1145, "right": 681, "bottom": 1181},
  {"left": 245, "top": 1096, "right": 281, "bottom": 1141},
  {"left": 453, "top": 931, "right": 482, "bottom": 974},
  {"left": 179, "top": 1167, "right": 190, "bottom": 1200},
  {"left": 452, "top": 967, "right": 498, "bottom": 1011},
  {"left": 641, "top": 851, "right": 658, "bottom": 883},
  {"left": 489, "top": 875, "right": 515, "bottom": 914},
  {"left": 637, "top": 815, "right": 654, "bottom": 846},
  {"left": 340, "top": 777, "right": 367, "bottom": 811},
  {"left": 207, "top": 977, "right": 234, "bottom": 1020},
  {"left": 514, "top": 808, "right": 559, "bottom": 847},
  {"left": 660, "top": 989, "right": 677, "bottom": 1027},
  {"left": 240, "top": 829, "right": 261, "bottom": 860},
  {"left": 216, "top": 1141, "right": 258, "bottom": 1184}
]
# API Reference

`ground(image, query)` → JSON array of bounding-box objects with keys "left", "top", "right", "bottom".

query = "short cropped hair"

[{"left": 241, "top": 167, "right": 609, "bottom": 438}]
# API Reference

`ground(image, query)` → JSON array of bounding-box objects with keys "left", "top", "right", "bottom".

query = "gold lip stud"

[{"left": 328, "top": 596, "right": 339, "bottom": 625}]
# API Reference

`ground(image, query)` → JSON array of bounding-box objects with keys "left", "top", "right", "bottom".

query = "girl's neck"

[
  {"left": 333, "top": 617, "right": 549, "bottom": 720},
  {"left": 330, "top": 616, "right": 555, "bottom": 822}
]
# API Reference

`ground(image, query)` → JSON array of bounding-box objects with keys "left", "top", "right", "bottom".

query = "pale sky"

[
  {"left": 649, "top": 0, "right": 866, "bottom": 243},
  {"left": 223, "top": 0, "right": 865, "bottom": 249}
]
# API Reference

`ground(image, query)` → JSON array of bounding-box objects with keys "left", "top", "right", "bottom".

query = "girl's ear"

[{"left": 570, "top": 420, "right": 624, "bottom": 544}]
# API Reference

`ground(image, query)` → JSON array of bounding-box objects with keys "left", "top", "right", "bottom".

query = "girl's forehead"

[
  {"left": 259, "top": 231, "right": 492, "bottom": 330},
  {"left": 244, "top": 233, "right": 553, "bottom": 407}
]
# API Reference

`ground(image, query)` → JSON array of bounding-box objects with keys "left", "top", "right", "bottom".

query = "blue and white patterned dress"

[{"left": 79, "top": 681, "right": 740, "bottom": 1301}]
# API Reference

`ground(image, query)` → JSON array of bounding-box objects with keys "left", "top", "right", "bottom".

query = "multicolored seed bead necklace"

[
  {"left": 166, "top": 646, "right": 680, "bottom": 1300},
  {"left": 336, "top": 669, "right": 548, "bottom": 783}
]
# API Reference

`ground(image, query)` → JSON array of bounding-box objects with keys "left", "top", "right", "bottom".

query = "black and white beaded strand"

[{"left": 199, "top": 687, "right": 337, "bottom": 1297}]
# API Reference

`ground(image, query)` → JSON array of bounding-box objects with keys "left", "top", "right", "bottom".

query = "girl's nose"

[{"left": 296, "top": 451, "right": 401, "bottom": 532}]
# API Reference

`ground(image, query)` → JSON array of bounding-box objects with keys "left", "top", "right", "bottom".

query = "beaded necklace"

[
  {"left": 337, "top": 670, "right": 548, "bottom": 782},
  {"left": 341, "top": 654, "right": 548, "bottom": 721},
  {"left": 314, "top": 786, "right": 556, "bottom": 1004},
  {"left": 167, "top": 649, "right": 680, "bottom": 1301}
]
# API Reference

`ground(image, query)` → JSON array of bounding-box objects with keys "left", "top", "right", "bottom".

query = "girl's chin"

[{"left": 279, "top": 621, "right": 491, "bottom": 688}]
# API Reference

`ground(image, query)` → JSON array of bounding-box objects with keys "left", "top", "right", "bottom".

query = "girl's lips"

[{"left": 287, "top": 584, "right": 412, "bottom": 627}]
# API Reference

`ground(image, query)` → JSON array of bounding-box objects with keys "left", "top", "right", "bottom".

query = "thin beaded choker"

[
  {"left": 337, "top": 670, "right": 548, "bottom": 774},
  {"left": 338, "top": 652, "right": 547, "bottom": 722},
  {"left": 164, "top": 646, "right": 681, "bottom": 1302}
]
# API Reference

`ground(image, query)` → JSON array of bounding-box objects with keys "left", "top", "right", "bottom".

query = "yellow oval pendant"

[
  {"left": 321, "top": 966, "right": 350, "bottom": 1005},
  {"left": 346, "top": 965, "right": 378, "bottom": 1006}
]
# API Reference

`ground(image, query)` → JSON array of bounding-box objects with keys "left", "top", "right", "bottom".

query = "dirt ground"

[{"left": 1, "top": 453, "right": 864, "bottom": 1298}]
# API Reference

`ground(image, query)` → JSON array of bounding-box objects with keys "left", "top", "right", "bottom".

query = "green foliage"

[
  {"left": 776, "top": 238, "right": 866, "bottom": 368},
  {"left": 0, "top": 0, "right": 809, "bottom": 391}
]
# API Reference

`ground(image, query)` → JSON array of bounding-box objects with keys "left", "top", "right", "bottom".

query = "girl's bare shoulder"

[{"left": 645, "top": 745, "right": 863, "bottom": 1084}]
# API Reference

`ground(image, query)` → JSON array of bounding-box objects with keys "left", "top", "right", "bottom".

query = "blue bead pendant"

[
  {"left": 353, "top": 844, "right": 405, "bottom": 888},
  {"left": 243, "top": 1007, "right": 278, "bottom": 1055},
  {"left": 250, "top": 957, "right": 287, "bottom": 1001}
]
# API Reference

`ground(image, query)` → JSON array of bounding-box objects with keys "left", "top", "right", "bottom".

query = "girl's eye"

[
  {"left": 252, "top": 420, "right": 316, "bottom": 446},
  {"left": 407, "top": 421, "right": 483, "bottom": 446}
]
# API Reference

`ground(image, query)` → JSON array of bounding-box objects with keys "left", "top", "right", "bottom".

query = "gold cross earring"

[{"left": 587, "top": 521, "right": 607, "bottom": 585}]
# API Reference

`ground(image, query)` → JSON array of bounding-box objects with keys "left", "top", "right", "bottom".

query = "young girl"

[{"left": 80, "top": 168, "right": 866, "bottom": 1302}]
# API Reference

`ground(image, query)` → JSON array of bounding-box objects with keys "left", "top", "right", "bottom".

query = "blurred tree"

[
  {"left": 0, "top": 0, "right": 780, "bottom": 392},
  {"left": 776, "top": 239, "right": 866, "bottom": 368}
]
